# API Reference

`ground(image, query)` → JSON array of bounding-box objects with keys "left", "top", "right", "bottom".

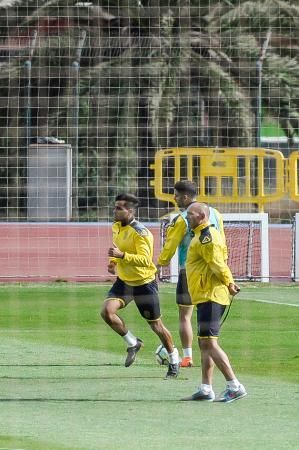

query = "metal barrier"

[
  {"left": 150, "top": 147, "right": 285, "bottom": 211},
  {"left": 289, "top": 150, "right": 299, "bottom": 201}
]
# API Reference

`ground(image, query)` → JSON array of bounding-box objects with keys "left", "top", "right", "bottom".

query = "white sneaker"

[
  {"left": 214, "top": 384, "right": 247, "bottom": 403},
  {"left": 181, "top": 388, "right": 215, "bottom": 401}
]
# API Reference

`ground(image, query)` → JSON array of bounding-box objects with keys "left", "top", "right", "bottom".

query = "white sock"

[
  {"left": 227, "top": 379, "right": 240, "bottom": 390},
  {"left": 183, "top": 347, "right": 192, "bottom": 358},
  {"left": 123, "top": 331, "right": 137, "bottom": 347},
  {"left": 200, "top": 383, "right": 213, "bottom": 393},
  {"left": 168, "top": 347, "right": 179, "bottom": 364}
]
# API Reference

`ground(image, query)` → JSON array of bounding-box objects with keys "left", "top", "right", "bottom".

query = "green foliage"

[{"left": 1, "top": 1, "right": 299, "bottom": 219}]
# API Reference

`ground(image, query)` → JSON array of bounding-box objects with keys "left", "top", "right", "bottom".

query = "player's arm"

[
  {"left": 121, "top": 234, "right": 153, "bottom": 267},
  {"left": 107, "top": 250, "right": 118, "bottom": 273},
  {"left": 107, "top": 260, "right": 117, "bottom": 274},
  {"left": 208, "top": 248, "right": 240, "bottom": 295},
  {"left": 107, "top": 223, "right": 119, "bottom": 273},
  {"left": 157, "top": 216, "right": 186, "bottom": 266},
  {"left": 108, "top": 233, "right": 153, "bottom": 267},
  {"left": 201, "top": 241, "right": 235, "bottom": 289}
]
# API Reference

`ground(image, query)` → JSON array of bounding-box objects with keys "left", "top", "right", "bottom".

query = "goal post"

[
  {"left": 160, "top": 212, "right": 269, "bottom": 283},
  {"left": 222, "top": 213, "right": 269, "bottom": 283},
  {"left": 294, "top": 213, "right": 299, "bottom": 282}
]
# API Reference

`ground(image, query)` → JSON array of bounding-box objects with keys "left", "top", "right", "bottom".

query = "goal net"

[
  {"left": 160, "top": 213, "right": 269, "bottom": 283},
  {"left": 294, "top": 213, "right": 299, "bottom": 282}
]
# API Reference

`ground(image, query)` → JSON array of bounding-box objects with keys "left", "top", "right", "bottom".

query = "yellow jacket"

[
  {"left": 111, "top": 220, "right": 156, "bottom": 286},
  {"left": 157, "top": 206, "right": 227, "bottom": 269},
  {"left": 186, "top": 221, "right": 234, "bottom": 305},
  {"left": 157, "top": 213, "right": 187, "bottom": 267}
]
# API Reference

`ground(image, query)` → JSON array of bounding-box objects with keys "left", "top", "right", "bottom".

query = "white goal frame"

[
  {"left": 160, "top": 212, "right": 270, "bottom": 283},
  {"left": 294, "top": 213, "right": 299, "bottom": 282}
]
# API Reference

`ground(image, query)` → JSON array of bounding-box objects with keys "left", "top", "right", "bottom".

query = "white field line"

[
  {"left": 162, "top": 290, "right": 299, "bottom": 307},
  {"left": 240, "top": 298, "right": 299, "bottom": 307}
]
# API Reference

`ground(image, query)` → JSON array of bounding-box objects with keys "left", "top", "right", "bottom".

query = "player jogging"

[
  {"left": 100, "top": 193, "right": 180, "bottom": 378},
  {"left": 156, "top": 180, "right": 227, "bottom": 368}
]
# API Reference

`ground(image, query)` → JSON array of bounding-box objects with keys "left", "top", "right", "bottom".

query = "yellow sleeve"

[
  {"left": 122, "top": 233, "right": 153, "bottom": 267},
  {"left": 201, "top": 241, "right": 234, "bottom": 287},
  {"left": 109, "top": 257, "right": 117, "bottom": 265},
  {"left": 157, "top": 215, "right": 187, "bottom": 266}
]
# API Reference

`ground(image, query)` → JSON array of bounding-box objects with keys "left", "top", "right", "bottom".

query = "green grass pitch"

[{"left": 0, "top": 283, "right": 298, "bottom": 450}]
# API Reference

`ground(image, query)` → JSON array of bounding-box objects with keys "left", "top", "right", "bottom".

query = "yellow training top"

[
  {"left": 157, "top": 214, "right": 187, "bottom": 267},
  {"left": 186, "top": 221, "right": 234, "bottom": 305},
  {"left": 157, "top": 206, "right": 227, "bottom": 269},
  {"left": 111, "top": 219, "right": 156, "bottom": 286}
]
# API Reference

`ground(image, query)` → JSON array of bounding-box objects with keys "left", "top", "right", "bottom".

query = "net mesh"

[
  {"left": 225, "top": 221, "right": 261, "bottom": 281},
  {"left": 0, "top": 1, "right": 298, "bottom": 280},
  {"left": 160, "top": 215, "right": 265, "bottom": 282}
]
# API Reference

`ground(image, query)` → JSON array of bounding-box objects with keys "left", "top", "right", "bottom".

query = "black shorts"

[
  {"left": 176, "top": 269, "right": 192, "bottom": 306},
  {"left": 196, "top": 301, "right": 226, "bottom": 338},
  {"left": 106, "top": 277, "right": 161, "bottom": 321}
]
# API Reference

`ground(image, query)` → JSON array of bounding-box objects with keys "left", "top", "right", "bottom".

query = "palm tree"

[
  {"left": 1, "top": 0, "right": 299, "bottom": 220},
  {"left": 206, "top": 0, "right": 299, "bottom": 144}
]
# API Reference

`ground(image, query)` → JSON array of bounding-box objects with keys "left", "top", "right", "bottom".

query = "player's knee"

[
  {"left": 149, "top": 321, "right": 159, "bottom": 333},
  {"left": 149, "top": 318, "right": 164, "bottom": 334},
  {"left": 100, "top": 302, "right": 112, "bottom": 322},
  {"left": 100, "top": 300, "right": 120, "bottom": 322},
  {"left": 199, "top": 337, "right": 216, "bottom": 350},
  {"left": 100, "top": 304, "right": 108, "bottom": 321}
]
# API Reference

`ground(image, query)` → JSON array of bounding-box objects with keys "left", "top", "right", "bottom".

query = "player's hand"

[
  {"left": 155, "top": 264, "right": 161, "bottom": 282},
  {"left": 228, "top": 283, "right": 240, "bottom": 296},
  {"left": 108, "top": 246, "right": 124, "bottom": 259},
  {"left": 107, "top": 262, "right": 116, "bottom": 275}
]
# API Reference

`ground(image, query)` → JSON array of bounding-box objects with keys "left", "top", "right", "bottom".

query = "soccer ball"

[{"left": 155, "top": 344, "right": 169, "bottom": 365}]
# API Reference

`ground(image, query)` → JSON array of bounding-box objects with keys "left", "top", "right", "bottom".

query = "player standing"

[
  {"left": 182, "top": 202, "right": 247, "bottom": 402},
  {"left": 156, "top": 180, "right": 226, "bottom": 367},
  {"left": 100, "top": 193, "right": 180, "bottom": 378}
]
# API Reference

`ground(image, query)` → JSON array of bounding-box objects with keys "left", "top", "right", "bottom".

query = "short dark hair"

[
  {"left": 174, "top": 180, "right": 197, "bottom": 197},
  {"left": 115, "top": 193, "right": 139, "bottom": 208}
]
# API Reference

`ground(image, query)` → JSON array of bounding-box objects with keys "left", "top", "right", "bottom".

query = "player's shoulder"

[
  {"left": 210, "top": 206, "right": 223, "bottom": 220},
  {"left": 199, "top": 226, "right": 213, "bottom": 244},
  {"left": 112, "top": 221, "right": 121, "bottom": 231},
  {"left": 169, "top": 213, "right": 186, "bottom": 228},
  {"left": 130, "top": 220, "right": 150, "bottom": 236}
]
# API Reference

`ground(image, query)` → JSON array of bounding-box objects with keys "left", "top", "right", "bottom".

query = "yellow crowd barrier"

[
  {"left": 150, "top": 147, "right": 289, "bottom": 211},
  {"left": 288, "top": 150, "right": 299, "bottom": 201}
]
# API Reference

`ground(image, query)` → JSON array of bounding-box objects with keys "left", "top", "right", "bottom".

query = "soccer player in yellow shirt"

[
  {"left": 182, "top": 202, "right": 247, "bottom": 402},
  {"left": 157, "top": 180, "right": 226, "bottom": 368},
  {"left": 100, "top": 193, "right": 180, "bottom": 378}
]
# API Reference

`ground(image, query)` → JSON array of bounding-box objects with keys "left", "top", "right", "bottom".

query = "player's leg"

[
  {"left": 148, "top": 318, "right": 174, "bottom": 355},
  {"left": 198, "top": 302, "right": 247, "bottom": 403},
  {"left": 101, "top": 297, "right": 126, "bottom": 334},
  {"left": 181, "top": 337, "right": 215, "bottom": 401},
  {"left": 149, "top": 318, "right": 180, "bottom": 378},
  {"left": 198, "top": 302, "right": 246, "bottom": 403},
  {"left": 198, "top": 338, "right": 215, "bottom": 386},
  {"left": 181, "top": 303, "right": 216, "bottom": 401},
  {"left": 100, "top": 278, "right": 143, "bottom": 367},
  {"left": 178, "top": 305, "right": 194, "bottom": 366},
  {"left": 203, "top": 337, "right": 247, "bottom": 403},
  {"left": 202, "top": 338, "right": 235, "bottom": 381},
  {"left": 134, "top": 280, "right": 180, "bottom": 378},
  {"left": 100, "top": 277, "right": 130, "bottom": 334},
  {"left": 177, "top": 270, "right": 194, "bottom": 367}
]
